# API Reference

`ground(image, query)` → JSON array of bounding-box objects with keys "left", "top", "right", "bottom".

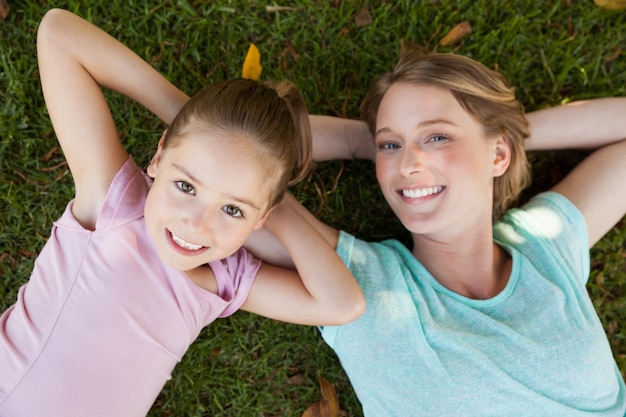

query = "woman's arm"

[
  {"left": 37, "top": 9, "right": 188, "bottom": 228},
  {"left": 522, "top": 98, "right": 626, "bottom": 246},
  {"left": 550, "top": 138, "right": 626, "bottom": 247},
  {"left": 525, "top": 98, "right": 626, "bottom": 151},
  {"left": 310, "top": 115, "right": 375, "bottom": 161},
  {"left": 240, "top": 194, "right": 364, "bottom": 326}
]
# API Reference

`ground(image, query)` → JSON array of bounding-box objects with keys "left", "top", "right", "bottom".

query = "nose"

[
  {"left": 398, "top": 146, "right": 426, "bottom": 177},
  {"left": 184, "top": 205, "right": 214, "bottom": 234}
]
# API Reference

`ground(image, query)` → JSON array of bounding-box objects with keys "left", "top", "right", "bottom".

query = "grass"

[{"left": 1, "top": 1, "right": 626, "bottom": 416}]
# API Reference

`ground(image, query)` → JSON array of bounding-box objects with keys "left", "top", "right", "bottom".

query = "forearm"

[
  {"left": 245, "top": 195, "right": 340, "bottom": 270},
  {"left": 263, "top": 195, "right": 363, "bottom": 319},
  {"left": 42, "top": 9, "right": 188, "bottom": 125},
  {"left": 310, "top": 115, "right": 376, "bottom": 161},
  {"left": 526, "top": 97, "right": 626, "bottom": 151}
]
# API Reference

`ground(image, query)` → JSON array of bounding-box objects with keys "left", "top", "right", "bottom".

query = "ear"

[
  {"left": 492, "top": 135, "right": 511, "bottom": 178},
  {"left": 253, "top": 206, "right": 275, "bottom": 230},
  {"left": 147, "top": 131, "right": 167, "bottom": 177}
]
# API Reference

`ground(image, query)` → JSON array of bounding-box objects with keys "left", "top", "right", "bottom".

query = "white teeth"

[
  {"left": 402, "top": 186, "right": 443, "bottom": 198},
  {"left": 171, "top": 232, "right": 203, "bottom": 250}
]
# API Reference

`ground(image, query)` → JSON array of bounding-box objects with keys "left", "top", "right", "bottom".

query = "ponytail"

[{"left": 266, "top": 80, "right": 313, "bottom": 186}]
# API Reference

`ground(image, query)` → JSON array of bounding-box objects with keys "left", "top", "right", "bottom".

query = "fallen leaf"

[
  {"left": 42, "top": 146, "right": 58, "bottom": 162},
  {"left": 242, "top": 43, "right": 262, "bottom": 80},
  {"left": 594, "top": 0, "right": 626, "bottom": 9},
  {"left": 266, "top": 5, "right": 299, "bottom": 12},
  {"left": 439, "top": 21, "right": 472, "bottom": 46},
  {"left": 595, "top": 271, "right": 604, "bottom": 288},
  {"left": 41, "top": 161, "right": 68, "bottom": 172},
  {"left": 354, "top": 7, "right": 372, "bottom": 27},
  {"left": 0, "top": 0, "right": 8, "bottom": 20},
  {"left": 301, "top": 375, "right": 339, "bottom": 417},
  {"left": 288, "top": 373, "right": 305, "bottom": 385}
]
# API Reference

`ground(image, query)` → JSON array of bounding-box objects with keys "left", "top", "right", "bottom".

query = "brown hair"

[
  {"left": 163, "top": 78, "right": 312, "bottom": 208},
  {"left": 361, "top": 50, "right": 531, "bottom": 221}
]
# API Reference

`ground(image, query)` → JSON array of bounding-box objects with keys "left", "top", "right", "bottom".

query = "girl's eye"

[
  {"left": 175, "top": 181, "right": 195, "bottom": 195},
  {"left": 222, "top": 204, "right": 244, "bottom": 218}
]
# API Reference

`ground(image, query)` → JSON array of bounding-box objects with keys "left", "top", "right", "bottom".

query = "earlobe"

[
  {"left": 492, "top": 135, "right": 511, "bottom": 177},
  {"left": 147, "top": 132, "right": 167, "bottom": 177},
  {"left": 253, "top": 206, "right": 275, "bottom": 230}
]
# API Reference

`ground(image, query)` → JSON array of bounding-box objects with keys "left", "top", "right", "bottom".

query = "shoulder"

[
  {"left": 76, "top": 157, "right": 147, "bottom": 231},
  {"left": 496, "top": 192, "right": 590, "bottom": 281},
  {"left": 337, "top": 230, "right": 416, "bottom": 286},
  {"left": 497, "top": 192, "right": 587, "bottom": 245}
]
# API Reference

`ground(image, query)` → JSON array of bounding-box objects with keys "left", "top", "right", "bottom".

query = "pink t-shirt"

[{"left": 0, "top": 158, "right": 261, "bottom": 417}]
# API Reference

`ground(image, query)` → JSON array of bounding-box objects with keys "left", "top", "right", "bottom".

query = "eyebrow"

[
  {"left": 172, "top": 163, "right": 264, "bottom": 211},
  {"left": 374, "top": 119, "right": 458, "bottom": 137}
]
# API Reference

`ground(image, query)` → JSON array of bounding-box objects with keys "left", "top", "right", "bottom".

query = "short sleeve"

[
  {"left": 497, "top": 191, "right": 590, "bottom": 285},
  {"left": 210, "top": 248, "right": 262, "bottom": 317}
]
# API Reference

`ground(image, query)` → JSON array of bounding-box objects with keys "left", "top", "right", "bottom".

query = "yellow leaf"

[
  {"left": 242, "top": 43, "right": 262, "bottom": 80},
  {"left": 594, "top": 0, "right": 626, "bottom": 9},
  {"left": 301, "top": 376, "right": 340, "bottom": 417},
  {"left": 439, "top": 21, "right": 472, "bottom": 46}
]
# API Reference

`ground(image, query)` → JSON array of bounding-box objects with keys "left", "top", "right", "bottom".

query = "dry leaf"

[
  {"left": 439, "top": 21, "right": 472, "bottom": 46},
  {"left": 594, "top": 0, "right": 626, "bottom": 9},
  {"left": 301, "top": 376, "right": 339, "bottom": 417},
  {"left": 0, "top": 0, "right": 8, "bottom": 20},
  {"left": 266, "top": 5, "right": 299, "bottom": 12},
  {"left": 242, "top": 43, "right": 262, "bottom": 80},
  {"left": 42, "top": 146, "right": 58, "bottom": 162},
  {"left": 354, "top": 7, "right": 372, "bottom": 28}
]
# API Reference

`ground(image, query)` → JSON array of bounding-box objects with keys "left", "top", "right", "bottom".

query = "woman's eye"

[
  {"left": 377, "top": 142, "right": 400, "bottom": 150},
  {"left": 176, "top": 181, "right": 195, "bottom": 195},
  {"left": 428, "top": 134, "right": 448, "bottom": 143},
  {"left": 222, "top": 204, "right": 243, "bottom": 218}
]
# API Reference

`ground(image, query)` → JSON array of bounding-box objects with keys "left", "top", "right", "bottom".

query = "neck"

[{"left": 411, "top": 223, "right": 511, "bottom": 300}]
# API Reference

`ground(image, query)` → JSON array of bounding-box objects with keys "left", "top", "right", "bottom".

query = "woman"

[{"left": 251, "top": 49, "right": 626, "bottom": 416}]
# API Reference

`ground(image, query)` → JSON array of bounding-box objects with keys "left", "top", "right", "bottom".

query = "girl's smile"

[{"left": 168, "top": 229, "right": 208, "bottom": 253}]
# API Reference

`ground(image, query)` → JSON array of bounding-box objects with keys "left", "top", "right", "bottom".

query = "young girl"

[
  {"left": 251, "top": 50, "right": 626, "bottom": 415},
  {"left": 0, "top": 9, "right": 364, "bottom": 417}
]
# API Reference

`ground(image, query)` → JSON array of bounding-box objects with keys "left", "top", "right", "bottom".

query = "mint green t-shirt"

[{"left": 321, "top": 192, "right": 625, "bottom": 416}]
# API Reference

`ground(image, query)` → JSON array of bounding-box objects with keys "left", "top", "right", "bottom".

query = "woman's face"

[
  {"left": 374, "top": 82, "right": 510, "bottom": 238},
  {"left": 144, "top": 132, "right": 273, "bottom": 271}
]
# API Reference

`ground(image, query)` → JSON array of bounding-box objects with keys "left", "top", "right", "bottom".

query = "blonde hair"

[
  {"left": 163, "top": 78, "right": 312, "bottom": 208},
  {"left": 361, "top": 50, "right": 531, "bottom": 221}
]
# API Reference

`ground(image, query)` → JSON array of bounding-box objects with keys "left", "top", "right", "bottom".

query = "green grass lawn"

[{"left": 1, "top": 1, "right": 626, "bottom": 416}]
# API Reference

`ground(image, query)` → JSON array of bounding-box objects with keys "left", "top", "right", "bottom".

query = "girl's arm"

[
  {"left": 240, "top": 194, "right": 364, "bottom": 326},
  {"left": 37, "top": 9, "right": 188, "bottom": 229}
]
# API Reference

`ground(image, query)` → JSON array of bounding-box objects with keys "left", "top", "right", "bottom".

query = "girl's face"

[
  {"left": 144, "top": 132, "right": 273, "bottom": 271},
  {"left": 374, "top": 82, "right": 510, "bottom": 238}
]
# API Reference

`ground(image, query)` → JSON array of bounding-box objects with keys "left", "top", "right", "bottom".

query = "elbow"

[
  {"left": 37, "top": 8, "right": 71, "bottom": 51},
  {"left": 350, "top": 294, "right": 367, "bottom": 321},
  {"left": 329, "top": 292, "right": 366, "bottom": 326}
]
